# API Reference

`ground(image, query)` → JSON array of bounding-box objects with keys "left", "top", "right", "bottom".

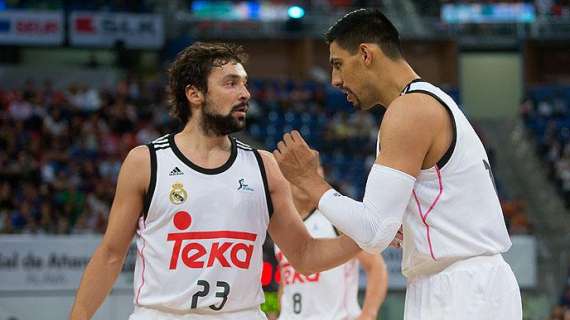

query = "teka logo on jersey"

[
  {"left": 275, "top": 251, "right": 320, "bottom": 285},
  {"left": 167, "top": 211, "right": 257, "bottom": 270}
]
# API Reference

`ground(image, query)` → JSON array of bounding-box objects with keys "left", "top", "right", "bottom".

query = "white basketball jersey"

[
  {"left": 132, "top": 133, "right": 272, "bottom": 315},
  {"left": 275, "top": 210, "right": 361, "bottom": 320},
  {"left": 390, "top": 80, "right": 512, "bottom": 278}
]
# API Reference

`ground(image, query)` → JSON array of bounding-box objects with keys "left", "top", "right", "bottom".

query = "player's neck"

[
  {"left": 375, "top": 60, "right": 420, "bottom": 108},
  {"left": 178, "top": 119, "right": 231, "bottom": 153}
]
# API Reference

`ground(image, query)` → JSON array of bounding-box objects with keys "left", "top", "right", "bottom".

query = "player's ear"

[
  {"left": 359, "top": 44, "right": 373, "bottom": 66},
  {"left": 185, "top": 85, "right": 205, "bottom": 107}
]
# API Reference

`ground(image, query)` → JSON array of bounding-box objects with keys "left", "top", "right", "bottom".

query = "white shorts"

[
  {"left": 129, "top": 306, "right": 267, "bottom": 320},
  {"left": 404, "top": 254, "right": 522, "bottom": 320}
]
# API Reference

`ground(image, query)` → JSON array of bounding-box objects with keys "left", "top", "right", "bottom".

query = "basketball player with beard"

[{"left": 70, "top": 42, "right": 361, "bottom": 320}]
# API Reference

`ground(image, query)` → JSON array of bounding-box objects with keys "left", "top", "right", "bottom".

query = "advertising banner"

[
  {"left": 0, "top": 10, "right": 63, "bottom": 45},
  {"left": 70, "top": 12, "right": 163, "bottom": 49},
  {"left": 0, "top": 235, "right": 135, "bottom": 291}
]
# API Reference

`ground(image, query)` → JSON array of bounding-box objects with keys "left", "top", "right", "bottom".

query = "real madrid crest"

[{"left": 169, "top": 182, "right": 188, "bottom": 205}]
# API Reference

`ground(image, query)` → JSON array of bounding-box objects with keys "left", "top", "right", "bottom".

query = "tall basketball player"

[
  {"left": 276, "top": 178, "right": 387, "bottom": 320},
  {"left": 274, "top": 9, "right": 522, "bottom": 320},
  {"left": 69, "top": 42, "right": 361, "bottom": 320}
]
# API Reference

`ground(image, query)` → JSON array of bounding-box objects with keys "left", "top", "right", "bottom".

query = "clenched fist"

[{"left": 272, "top": 130, "right": 320, "bottom": 186}]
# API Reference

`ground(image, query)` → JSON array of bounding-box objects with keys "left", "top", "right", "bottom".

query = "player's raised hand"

[{"left": 273, "top": 130, "right": 320, "bottom": 186}]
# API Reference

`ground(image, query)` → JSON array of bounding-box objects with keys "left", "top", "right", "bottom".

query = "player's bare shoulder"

[
  {"left": 383, "top": 93, "right": 447, "bottom": 135},
  {"left": 119, "top": 145, "right": 151, "bottom": 193},
  {"left": 256, "top": 149, "right": 281, "bottom": 179},
  {"left": 124, "top": 145, "right": 151, "bottom": 170}
]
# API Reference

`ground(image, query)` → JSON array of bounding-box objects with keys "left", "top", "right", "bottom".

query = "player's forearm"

[
  {"left": 70, "top": 245, "right": 126, "bottom": 320},
  {"left": 317, "top": 165, "right": 414, "bottom": 253},
  {"left": 361, "top": 264, "right": 388, "bottom": 318},
  {"left": 296, "top": 235, "right": 361, "bottom": 275}
]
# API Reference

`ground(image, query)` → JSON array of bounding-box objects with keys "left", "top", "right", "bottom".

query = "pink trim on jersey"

[
  {"left": 412, "top": 166, "right": 444, "bottom": 261},
  {"left": 136, "top": 219, "right": 147, "bottom": 305}
]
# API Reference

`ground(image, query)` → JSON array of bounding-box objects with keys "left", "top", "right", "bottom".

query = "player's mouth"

[
  {"left": 232, "top": 103, "right": 248, "bottom": 117},
  {"left": 343, "top": 89, "right": 355, "bottom": 103}
]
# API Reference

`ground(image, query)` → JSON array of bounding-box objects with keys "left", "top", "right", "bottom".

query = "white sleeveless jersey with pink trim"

[
  {"left": 133, "top": 134, "right": 272, "bottom": 315},
  {"left": 392, "top": 80, "right": 512, "bottom": 278},
  {"left": 275, "top": 210, "right": 361, "bottom": 320}
]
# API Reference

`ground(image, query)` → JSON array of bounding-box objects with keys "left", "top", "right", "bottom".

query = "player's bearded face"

[
  {"left": 201, "top": 96, "right": 247, "bottom": 136},
  {"left": 199, "top": 62, "right": 249, "bottom": 136}
]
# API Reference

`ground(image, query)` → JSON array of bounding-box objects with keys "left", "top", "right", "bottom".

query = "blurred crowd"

[
  {"left": 521, "top": 86, "right": 570, "bottom": 208},
  {"left": 4, "top": 0, "right": 570, "bottom": 18},
  {"left": 246, "top": 79, "right": 379, "bottom": 199},
  {"left": 0, "top": 76, "right": 174, "bottom": 234},
  {"left": 535, "top": 0, "right": 570, "bottom": 17},
  {"left": 0, "top": 75, "right": 531, "bottom": 235},
  {"left": 247, "top": 78, "right": 531, "bottom": 234},
  {"left": 413, "top": 0, "right": 570, "bottom": 18}
]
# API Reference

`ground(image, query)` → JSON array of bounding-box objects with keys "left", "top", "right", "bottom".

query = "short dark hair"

[
  {"left": 167, "top": 42, "right": 248, "bottom": 123},
  {"left": 325, "top": 9, "right": 402, "bottom": 59}
]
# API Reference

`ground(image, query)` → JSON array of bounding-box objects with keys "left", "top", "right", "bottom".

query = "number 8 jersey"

[
  {"left": 275, "top": 210, "right": 361, "bottom": 320},
  {"left": 132, "top": 134, "right": 272, "bottom": 318}
]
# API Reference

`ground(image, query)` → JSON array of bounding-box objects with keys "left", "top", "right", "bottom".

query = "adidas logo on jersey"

[{"left": 169, "top": 167, "right": 184, "bottom": 176}]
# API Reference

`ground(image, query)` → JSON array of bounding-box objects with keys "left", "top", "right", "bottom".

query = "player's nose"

[
  {"left": 240, "top": 85, "right": 251, "bottom": 101},
  {"left": 331, "top": 73, "right": 342, "bottom": 88}
]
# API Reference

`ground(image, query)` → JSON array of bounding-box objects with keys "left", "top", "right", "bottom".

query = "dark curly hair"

[{"left": 167, "top": 42, "right": 248, "bottom": 123}]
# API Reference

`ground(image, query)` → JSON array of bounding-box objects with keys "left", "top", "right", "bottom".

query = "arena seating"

[
  {"left": 0, "top": 77, "right": 529, "bottom": 234},
  {"left": 521, "top": 85, "right": 570, "bottom": 208}
]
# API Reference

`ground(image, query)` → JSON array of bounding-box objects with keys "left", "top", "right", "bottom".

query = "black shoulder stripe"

[
  {"left": 406, "top": 89, "right": 457, "bottom": 169},
  {"left": 252, "top": 149, "right": 274, "bottom": 218},
  {"left": 152, "top": 134, "right": 170, "bottom": 144},
  {"left": 236, "top": 141, "right": 253, "bottom": 150},
  {"left": 142, "top": 143, "right": 157, "bottom": 220},
  {"left": 237, "top": 145, "right": 253, "bottom": 151},
  {"left": 332, "top": 225, "right": 341, "bottom": 236},
  {"left": 401, "top": 78, "right": 423, "bottom": 94}
]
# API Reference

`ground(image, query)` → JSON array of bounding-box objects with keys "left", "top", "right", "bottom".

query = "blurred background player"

[{"left": 275, "top": 165, "right": 388, "bottom": 320}]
